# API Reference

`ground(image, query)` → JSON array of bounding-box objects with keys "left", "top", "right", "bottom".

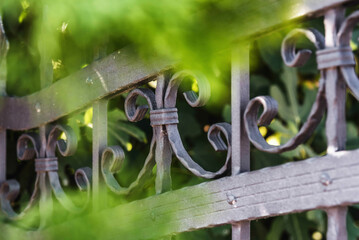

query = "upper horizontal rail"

[
  {"left": 0, "top": 48, "right": 174, "bottom": 130},
  {"left": 0, "top": 0, "right": 354, "bottom": 130}
]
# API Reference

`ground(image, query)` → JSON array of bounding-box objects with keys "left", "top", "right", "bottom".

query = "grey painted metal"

[
  {"left": 243, "top": 6, "right": 359, "bottom": 238},
  {"left": 326, "top": 207, "right": 348, "bottom": 240},
  {"left": 0, "top": 15, "right": 8, "bottom": 184},
  {"left": 322, "top": 8, "right": 348, "bottom": 239},
  {"left": 0, "top": 125, "right": 91, "bottom": 223},
  {"left": 0, "top": 129, "right": 6, "bottom": 183},
  {"left": 231, "top": 45, "right": 250, "bottom": 176},
  {"left": 46, "top": 149, "right": 359, "bottom": 239},
  {"left": 99, "top": 71, "right": 232, "bottom": 196},
  {"left": 0, "top": 15, "right": 8, "bottom": 96},
  {"left": 231, "top": 45, "right": 250, "bottom": 239},
  {"left": 92, "top": 100, "right": 108, "bottom": 208},
  {"left": 38, "top": 5, "right": 53, "bottom": 89},
  {"left": 244, "top": 28, "right": 326, "bottom": 153},
  {"left": 0, "top": 48, "right": 173, "bottom": 130}
]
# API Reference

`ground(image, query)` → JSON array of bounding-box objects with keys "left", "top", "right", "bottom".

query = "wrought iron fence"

[{"left": 0, "top": 0, "right": 359, "bottom": 239}]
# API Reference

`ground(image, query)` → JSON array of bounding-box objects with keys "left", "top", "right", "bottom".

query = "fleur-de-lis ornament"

[
  {"left": 0, "top": 125, "right": 91, "bottom": 226},
  {"left": 101, "top": 71, "right": 232, "bottom": 194}
]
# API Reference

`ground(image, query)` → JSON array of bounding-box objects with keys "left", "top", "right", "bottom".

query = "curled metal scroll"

[
  {"left": 337, "top": 11, "right": 359, "bottom": 100},
  {"left": 130, "top": 71, "right": 231, "bottom": 178},
  {"left": 102, "top": 71, "right": 231, "bottom": 195},
  {"left": 244, "top": 79, "right": 326, "bottom": 153},
  {"left": 246, "top": 13, "right": 359, "bottom": 153},
  {"left": 0, "top": 124, "right": 91, "bottom": 222},
  {"left": 164, "top": 70, "right": 211, "bottom": 108},
  {"left": 101, "top": 139, "right": 156, "bottom": 195},
  {"left": 245, "top": 28, "right": 327, "bottom": 153},
  {"left": 281, "top": 28, "right": 325, "bottom": 67}
]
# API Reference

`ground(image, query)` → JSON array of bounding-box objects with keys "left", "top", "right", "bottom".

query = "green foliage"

[{"left": 2, "top": 1, "right": 359, "bottom": 240}]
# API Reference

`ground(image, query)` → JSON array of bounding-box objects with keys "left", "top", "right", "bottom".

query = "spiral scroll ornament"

[
  {"left": 0, "top": 125, "right": 91, "bottom": 225},
  {"left": 245, "top": 10, "right": 359, "bottom": 154},
  {"left": 101, "top": 71, "right": 232, "bottom": 194}
]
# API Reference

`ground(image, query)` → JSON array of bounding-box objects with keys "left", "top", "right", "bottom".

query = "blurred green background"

[{"left": 1, "top": 0, "right": 359, "bottom": 239}]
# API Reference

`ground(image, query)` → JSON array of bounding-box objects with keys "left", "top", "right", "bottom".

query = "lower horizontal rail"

[{"left": 40, "top": 150, "right": 359, "bottom": 239}]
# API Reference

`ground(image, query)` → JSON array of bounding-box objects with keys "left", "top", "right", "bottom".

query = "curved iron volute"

[
  {"left": 101, "top": 71, "right": 232, "bottom": 195},
  {"left": 0, "top": 124, "right": 91, "bottom": 226}
]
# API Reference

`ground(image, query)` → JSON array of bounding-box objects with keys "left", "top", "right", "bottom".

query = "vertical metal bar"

[
  {"left": 154, "top": 75, "right": 172, "bottom": 194},
  {"left": 0, "top": 15, "right": 8, "bottom": 183},
  {"left": 326, "top": 207, "right": 348, "bottom": 240},
  {"left": 231, "top": 44, "right": 250, "bottom": 239},
  {"left": 38, "top": 125, "right": 53, "bottom": 228},
  {"left": 92, "top": 99, "right": 108, "bottom": 209},
  {"left": 0, "top": 130, "right": 6, "bottom": 183},
  {"left": 154, "top": 127, "right": 172, "bottom": 194},
  {"left": 0, "top": 15, "right": 8, "bottom": 96},
  {"left": 38, "top": 5, "right": 53, "bottom": 89},
  {"left": 323, "top": 8, "right": 348, "bottom": 240},
  {"left": 324, "top": 8, "right": 346, "bottom": 153},
  {"left": 37, "top": 3, "right": 54, "bottom": 225}
]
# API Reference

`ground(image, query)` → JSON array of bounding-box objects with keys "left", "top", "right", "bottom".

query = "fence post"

[
  {"left": 0, "top": 15, "right": 8, "bottom": 184},
  {"left": 231, "top": 44, "right": 250, "bottom": 239},
  {"left": 92, "top": 99, "right": 108, "bottom": 209}
]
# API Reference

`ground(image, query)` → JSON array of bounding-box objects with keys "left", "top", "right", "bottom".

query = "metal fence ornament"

[
  {"left": 244, "top": 10, "right": 359, "bottom": 155},
  {"left": 0, "top": 125, "right": 91, "bottom": 223},
  {"left": 100, "top": 71, "right": 232, "bottom": 194},
  {"left": 244, "top": 28, "right": 327, "bottom": 153}
]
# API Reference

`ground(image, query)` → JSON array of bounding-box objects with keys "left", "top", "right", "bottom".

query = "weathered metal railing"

[{"left": 0, "top": 0, "right": 359, "bottom": 239}]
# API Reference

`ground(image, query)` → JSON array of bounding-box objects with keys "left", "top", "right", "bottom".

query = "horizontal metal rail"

[
  {"left": 0, "top": 48, "right": 173, "bottom": 130},
  {"left": 40, "top": 149, "right": 359, "bottom": 239}
]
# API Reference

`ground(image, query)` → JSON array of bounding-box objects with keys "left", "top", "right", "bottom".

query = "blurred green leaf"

[
  {"left": 257, "top": 31, "right": 284, "bottom": 73},
  {"left": 348, "top": 213, "right": 359, "bottom": 240},
  {"left": 109, "top": 121, "right": 147, "bottom": 143},
  {"left": 267, "top": 217, "right": 284, "bottom": 240},
  {"left": 222, "top": 104, "right": 231, "bottom": 123}
]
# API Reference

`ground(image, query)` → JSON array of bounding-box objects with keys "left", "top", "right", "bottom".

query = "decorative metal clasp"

[
  {"left": 101, "top": 71, "right": 232, "bottom": 194},
  {"left": 244, "top": 9, "right": 359, "bottom": 154},
  {"left": 0, "top": 125, "right": 91, "bottom": 225}
]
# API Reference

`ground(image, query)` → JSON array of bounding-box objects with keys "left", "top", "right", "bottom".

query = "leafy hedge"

[{"left": 1, "top": 1, "right": 359, "bottom": 239}]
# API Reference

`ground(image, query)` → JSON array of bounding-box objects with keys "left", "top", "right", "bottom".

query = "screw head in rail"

[
  {"left": 35, "top": 102, "right": 41, "bottom": 113},
  {"left": 320, "top": 172, "right": 332, "bottom": 186},
  {"left": 86, "top": 77, "right": 94, "bottom": 85},
  {"left": 226, "top": 192, "right": 238, "bottom": 208}
]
